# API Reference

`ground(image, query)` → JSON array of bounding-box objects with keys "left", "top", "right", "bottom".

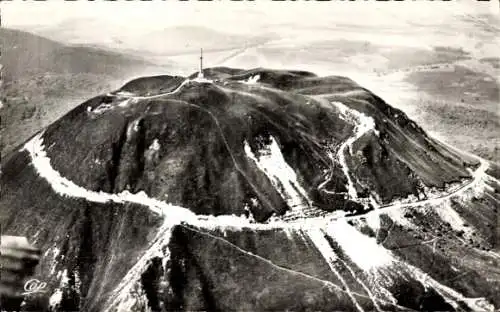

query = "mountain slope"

[{"left": 1, "top": 68, "right": 499, "bottom": 312}]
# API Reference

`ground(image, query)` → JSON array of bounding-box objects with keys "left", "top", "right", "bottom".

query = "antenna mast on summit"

[{"left": 198, "top": 48, "right": 204, "bottom": 78}]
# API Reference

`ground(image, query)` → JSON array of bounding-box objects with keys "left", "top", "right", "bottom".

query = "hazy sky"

[
  {"left": 2, "top": 0, "right": 498, "bottom": 71},
  {"left": 2, "top": 0, "right": 498, "bottom": 35}
]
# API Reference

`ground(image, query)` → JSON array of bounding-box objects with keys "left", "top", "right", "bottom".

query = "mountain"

[
  {"left": 1, "top": 67, "right": 499, "bottom": 311},
  {"left": 0, "top": 28, "right": 170, "bottom": 157}
]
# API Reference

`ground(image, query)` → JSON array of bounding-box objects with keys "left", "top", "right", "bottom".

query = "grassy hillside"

[
  {"left": 402, "top": 64, "right": 499, "bottom": 163},
  {"left": 0, "top": 28, "right": 162, "bottom": 156}
]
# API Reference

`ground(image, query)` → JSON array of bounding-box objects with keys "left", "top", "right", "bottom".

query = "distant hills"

[
  {"left": 0, "top": 28, "right": 156, "bottom": 82},
  {"left": 29, "top": 23, "right": 277, "bottom": 57},
  {"left": 0, "top": 28, "right": 168, "bottom": 156}
]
